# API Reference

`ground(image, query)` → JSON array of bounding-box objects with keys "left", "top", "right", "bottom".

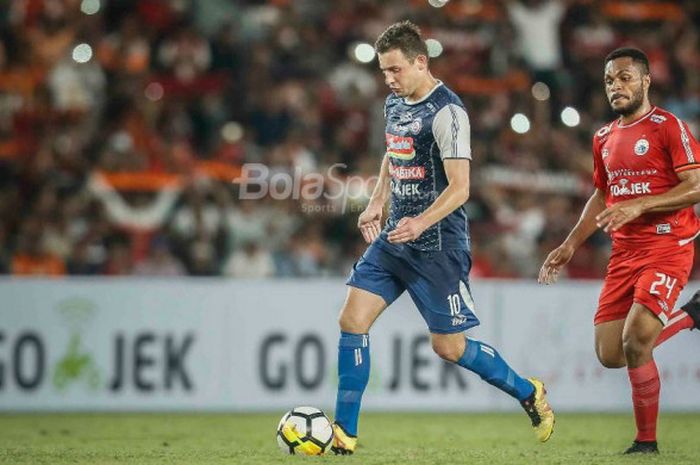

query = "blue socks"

[
  {"left": 334, "top": 332, "right": 370, "bottom": 436},
  {"left": 457, "top": 338, "right": 534, "bottom": 401}
]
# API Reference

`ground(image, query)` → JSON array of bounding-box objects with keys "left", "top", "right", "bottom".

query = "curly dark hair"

[{"left": 374, "top": 20, "right": 428, "bottom": 62}]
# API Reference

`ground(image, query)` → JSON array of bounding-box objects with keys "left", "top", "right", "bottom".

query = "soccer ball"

[
  {"left": 276, "top": 406, "right": 334, "bottom": 455},
  {"left": 428, "top": 0, "right": 449, "bottom": 7}
]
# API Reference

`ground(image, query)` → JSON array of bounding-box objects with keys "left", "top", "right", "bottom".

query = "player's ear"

[
  {"left": 415, "top": 54, "right": 428, "bottom": 71},
  {"left": 642, "top": 73, "right": 651, "bottom": 92}
]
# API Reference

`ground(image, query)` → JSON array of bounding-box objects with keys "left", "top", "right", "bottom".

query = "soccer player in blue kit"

[{"left": 330, "top": 21, "right": 555, "bottom": 455}]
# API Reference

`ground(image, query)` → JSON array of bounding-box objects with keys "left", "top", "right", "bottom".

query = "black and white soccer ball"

[{"left": 276, "top": 406, "right": 334, "bottom": 455}]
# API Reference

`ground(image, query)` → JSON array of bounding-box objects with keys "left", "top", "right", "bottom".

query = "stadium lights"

[
  {"left": 510, "top": 113, "right": 531, "bottom": 134},
  {"left": 426, "top": 39, "right": 443, "bottom": 58},
  {"left": 561, "top": 106, "right": 581, "bottom": 127},
  {"left": 221, "top": 122, "right": 244, "bottom": 143},
  {"left": 353, "top": 43, "right": 375, "bottom": 64},
  {"left": 72, "top": 43, "right": 93, "bottom": 63},
  {"left": 80, "top": 0, "right": 101, "bottom": 15},
  {"left": 428, "top": 0, "right": 450, "bottom": 7},
  {"left": 144, "top": 82, "right": 164, "bottom": 102},
  {"left": 531, "top": 82, "right": 550, "bottom": 101}
]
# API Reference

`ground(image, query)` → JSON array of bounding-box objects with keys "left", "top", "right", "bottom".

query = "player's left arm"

[{"left": 388, "top": 103, "right": 471, "bottom": 244}]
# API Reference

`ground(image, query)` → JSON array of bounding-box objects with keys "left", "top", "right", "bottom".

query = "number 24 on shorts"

[{"left": 649, "top": 272, "right": 677, "bottom": 299}]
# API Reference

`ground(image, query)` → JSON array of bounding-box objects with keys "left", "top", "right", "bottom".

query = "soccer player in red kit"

[{"left": 539, "top": 47, "right": 700, "bottom": 454}]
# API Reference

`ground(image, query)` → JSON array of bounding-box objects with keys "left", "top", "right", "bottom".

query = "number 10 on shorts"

[
  {"left": 649, "top": 272, "right": 677, "bottom": 299},
  {"left": 448, "top": 294, "right": 461, "bottom": 316}
]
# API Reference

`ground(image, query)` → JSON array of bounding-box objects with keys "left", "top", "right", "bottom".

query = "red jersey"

[{"left": 592, "top": 106, "right": 700, "bottom": 248}]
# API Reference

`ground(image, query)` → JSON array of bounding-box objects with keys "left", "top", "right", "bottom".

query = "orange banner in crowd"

[{"left": 97, "top": 162, "right": 244, "bottom": 191}]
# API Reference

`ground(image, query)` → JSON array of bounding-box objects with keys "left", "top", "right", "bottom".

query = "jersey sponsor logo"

[
  {"left": 610, "top": 178, "right": 651, "bottom": 197},
  {"left": 389, "top": 163, "right": 425, "bottom": 180},
  {"left": 606, "top": 167, "right": 658, "bottom": 182},
  {"left": 386, "top": 133, "right": 416, "bottom": 160},
  {"left": 656, "top": 223, "right": 671, "bottom": 234},
  {"left": 391, "top": 181, "right": 420, "bottom": 197},
  {"left": 651, "top": 114, "right": 667, "bottom": 124},
  {"left": 634, "top": 138, "right": 650, "bottom": 156}
]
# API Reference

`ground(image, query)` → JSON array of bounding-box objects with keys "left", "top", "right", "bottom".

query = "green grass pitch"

[{"left": 1, "top": 412, "right": 699, "bottom": 464}]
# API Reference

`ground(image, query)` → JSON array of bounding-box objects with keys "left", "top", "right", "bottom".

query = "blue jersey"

[{"left": 383, "top": 82, "right": 472, "bottom": 251}]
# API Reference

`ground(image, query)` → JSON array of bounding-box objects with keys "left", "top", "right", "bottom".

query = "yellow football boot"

[
  {"left": 331, "top": 422, "right": 357, "bottom": 455},
  {"left": 520, "top": 377, "right": 555, "bottom": 442}
]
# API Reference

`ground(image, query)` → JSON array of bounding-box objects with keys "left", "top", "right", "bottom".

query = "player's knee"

[
  {"left": 431, "top": 339, "right": 462, "bottom": 363},
  {"left": 622, "top": 333, "right": 653, "bottom": 361},
  {"left": 338, "top": 309, "right": 370, "bottom": 334},
  {"left": 596, "top": 348, "right": 626, "bottom": 368}
]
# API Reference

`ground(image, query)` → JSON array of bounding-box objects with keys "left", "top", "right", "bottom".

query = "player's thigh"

[
  {"left": 594, "top": 249, "right": 638, "bottom": 326},
  {"left": 405, "top": 249, "right": 480, "bottom": 335},
  {"left": 594, "top": 319, "right": 626, "bottom": 368},
  {"left": 342, "top": 245, "right": 404, "bottom": 333},
  {"left": 622, "top": 303, "right": 663, "bottom": 351},
  {"left": 338, "top": 286, "right": 388, "bottom": 334}
]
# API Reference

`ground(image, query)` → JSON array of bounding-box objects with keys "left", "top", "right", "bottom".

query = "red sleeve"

[
  {"left": 664, "top": 115, "right": 700, "bottom": 173},
  {"left": 592, "top": 134, "right": 607, "bottom": 190}
]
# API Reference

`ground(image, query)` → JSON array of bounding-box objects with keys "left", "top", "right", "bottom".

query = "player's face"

[
  {"left": 378, "top": 48, "right": 426, "bottom": 98},
  {"left": 604, "top": 57, "right": 650, "bottom": 116}
]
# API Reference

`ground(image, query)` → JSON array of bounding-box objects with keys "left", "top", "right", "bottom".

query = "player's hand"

[
  {"left": 387, "top": 216, "right": 428, "bottom": 244},
  {"left": 538, "top": 243, "right": 575, "bottom": 285},
  {"left": 358, "top": 206, "right": 382, "bottom": 243},
  {"left": 595, "top": 199, "right": 645, "bottom": 233}
]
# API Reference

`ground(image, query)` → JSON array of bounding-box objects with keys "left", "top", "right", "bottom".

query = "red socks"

[
  {"left": 655, "top": 312, "right": 694, "bottom": 347},
  {"left": 628, "top": 360, "right": 660, "bottom": 442}
]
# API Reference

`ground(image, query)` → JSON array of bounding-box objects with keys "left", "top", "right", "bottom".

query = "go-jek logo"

[
  {"left": 0, "top": 297, "right": 196, "bottom": 394},
  {"left": 53, "top": 298, "right": 101, "bottom": 391},
  {"left": 610, "top": 178, "right": 651, "bottom": 197},
  {"left": 386, "top": 134, "right": 416, "bottom": 160}
]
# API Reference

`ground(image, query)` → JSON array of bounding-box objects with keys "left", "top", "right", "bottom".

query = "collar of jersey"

[
  {"left": 403, "top": 80, "right": 444, "bottom": 105},
  {"left": 616, "top": 106, "right": 656, "bottom": 128}
]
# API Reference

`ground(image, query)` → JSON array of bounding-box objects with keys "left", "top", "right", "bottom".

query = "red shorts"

[{"left": 595, "top": 244, "right": 694, "bottom": 325}]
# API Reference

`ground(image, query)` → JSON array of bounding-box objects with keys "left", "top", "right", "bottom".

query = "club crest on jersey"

[
  {"left": 386, "top": 133, "right": 416, "bottom": 160},
  {"left": 634, "top": 138, "right": 649, "bottom": 156},
  {"left": 392, "top": 118, "right": 422, "bottom": 135}
]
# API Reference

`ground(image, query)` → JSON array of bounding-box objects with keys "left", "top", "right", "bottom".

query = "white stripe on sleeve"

[
  {"left": 673, "top": 115, "right": 696, "bottom": 163},
  {"left": 432, "top": 104, "right": 471, "bottom": 160}
]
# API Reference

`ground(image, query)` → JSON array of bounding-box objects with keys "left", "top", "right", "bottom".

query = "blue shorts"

[{"left": 346, "top": 235, "right": 480, "bottom": 334}]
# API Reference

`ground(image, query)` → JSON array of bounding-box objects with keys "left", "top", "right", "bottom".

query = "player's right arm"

[
  {"left": 539, "top": 188, "right": 606, "bottom": 284},
  {"left": 358, "top": 154, "right": 391, "bottom": 243},
  {"left": 540, "top": 127, "right": 611, "bottom": 284}
]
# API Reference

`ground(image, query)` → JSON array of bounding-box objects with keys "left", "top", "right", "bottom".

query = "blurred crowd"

[{"left": 1, "top": 0, "right": 700, "bottom": 279}]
